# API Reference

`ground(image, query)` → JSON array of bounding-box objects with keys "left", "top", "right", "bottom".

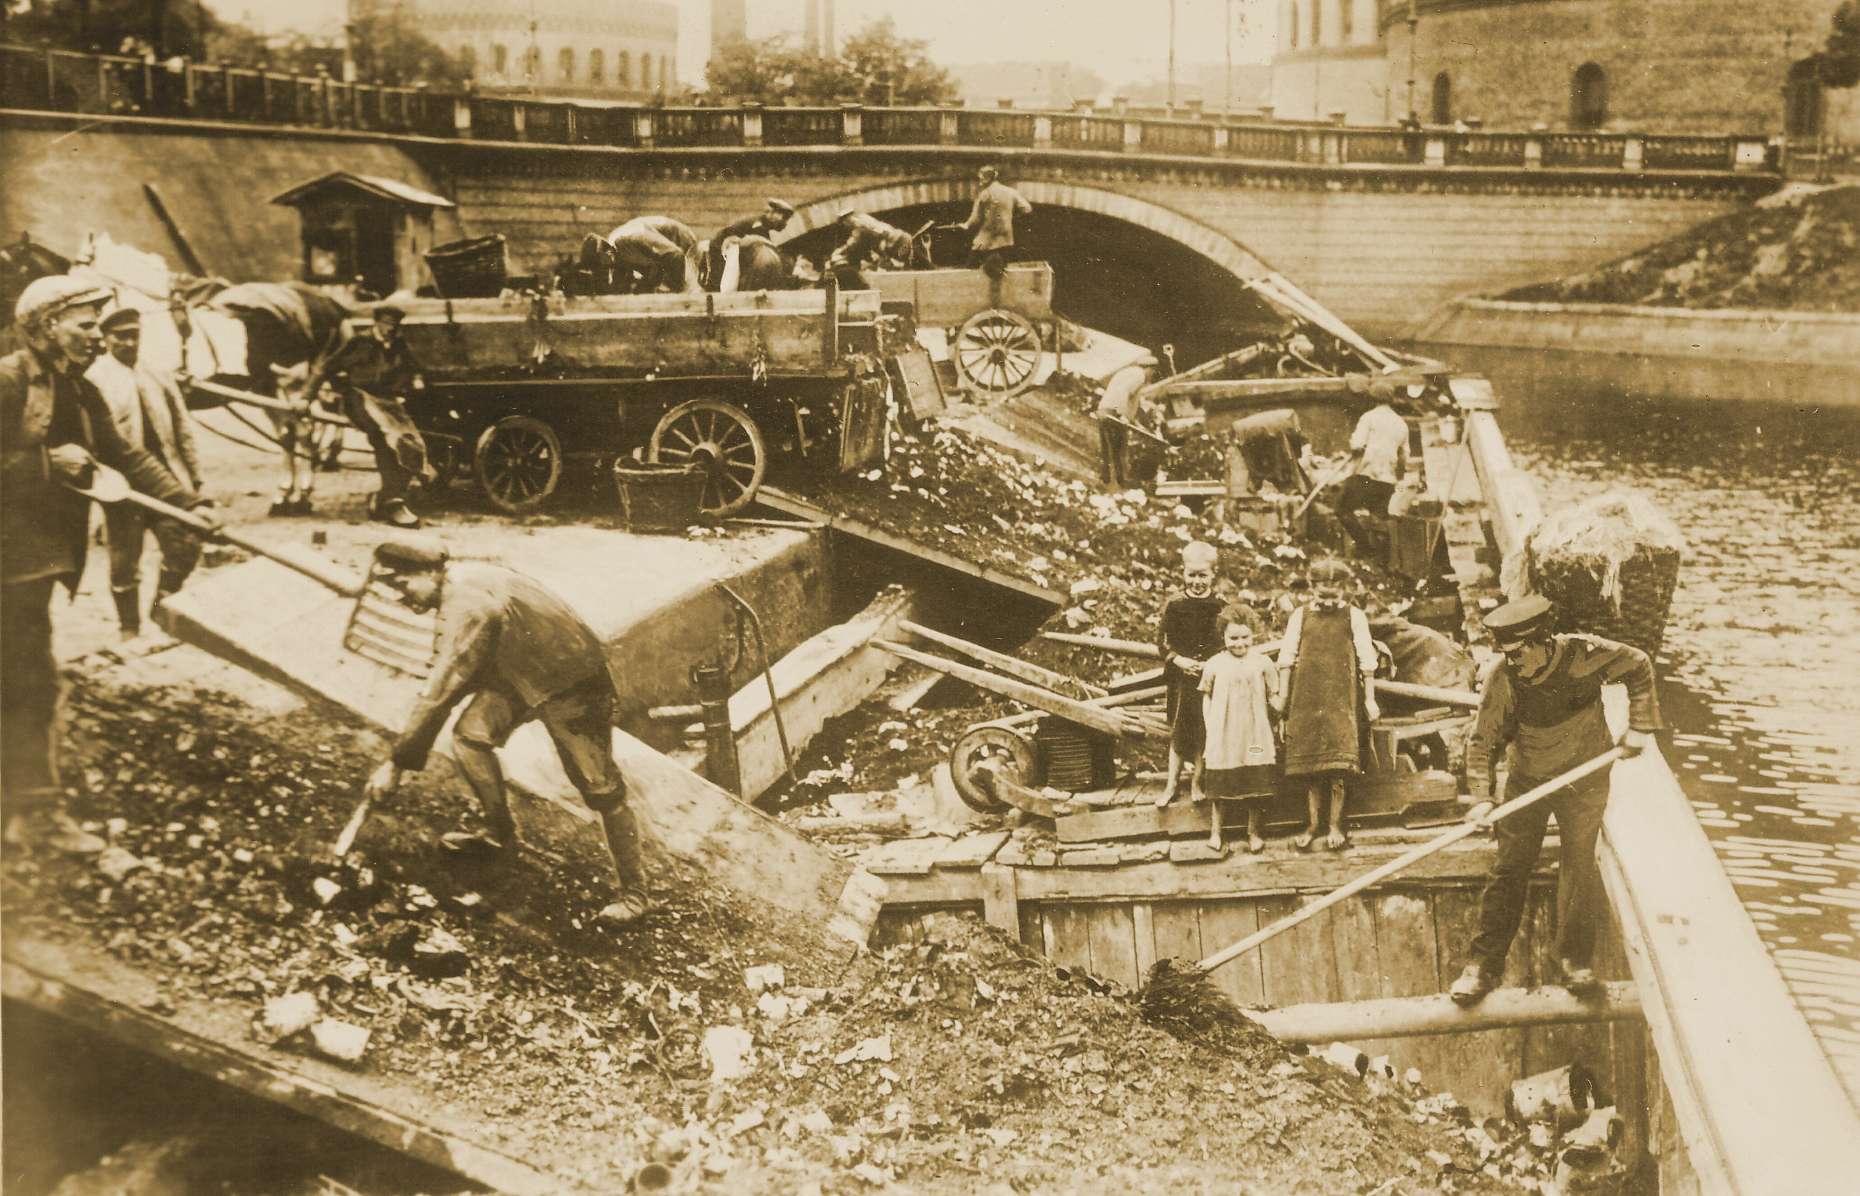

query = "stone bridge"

[{"left": 1, "top": 45, "right": 1783, "bottom": 350}]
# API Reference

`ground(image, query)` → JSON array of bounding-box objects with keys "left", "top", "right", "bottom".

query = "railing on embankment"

[{"left": 0, "top": 42, "right": 1777, "bottom": 176}]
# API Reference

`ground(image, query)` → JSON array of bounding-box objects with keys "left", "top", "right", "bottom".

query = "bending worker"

[
  {"left": 1094, "top": 353, "right": 1156, "bottom": 488},
  {"left": 607, "top": 215, "right": 703, "bottom": 295},
  {"left": 362, "top": 540, "right": 651, "bottom": 927},
  {"left": 3, "top": 277, "right": 216, "bottom": 819},
  {"left": 706, "top": 198, "right": 795, "bottom": 291},
  {"left": 1449, "top": 595, "right": 1660, "bottom": 1006},
  {"left": 823, "top": 210, "right": 911, "bottom": 291}
]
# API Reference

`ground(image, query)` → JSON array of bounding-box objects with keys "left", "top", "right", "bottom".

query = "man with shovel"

[
  {"left": 359, "top": 540, "right": 651, "bottom": 927},
  {"left": 1449, "top": 595, "right": 1660, "bottom": 1005},
  {"left": 2, "top": 276, "right": 217, "bottom": 825}
]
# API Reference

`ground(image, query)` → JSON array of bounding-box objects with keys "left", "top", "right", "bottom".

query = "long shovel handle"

[
  {"left": 1196, "top": 747, "right": 1627, "bottom": 974},
  {"left": 1294, "top": 457, "right": 1357, "bottom": 519},
  {"left": 331, "top": 795, "right": 373, "bottom": 858},
  {"left": 117, "top": 490, "right": 363, "bottom": 597}
]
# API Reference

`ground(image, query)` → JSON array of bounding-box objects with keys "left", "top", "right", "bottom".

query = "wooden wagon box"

[
  {"left": 389, "top": 289, "right": 882, "bottom": 377},
  {"left": 868, "top": 262, "right": 1054, "bottom": 327}
]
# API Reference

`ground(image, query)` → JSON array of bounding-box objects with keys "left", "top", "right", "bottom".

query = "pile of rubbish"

[{"left": 1499, "top": 183, "right": 1860, "bottom": 312}]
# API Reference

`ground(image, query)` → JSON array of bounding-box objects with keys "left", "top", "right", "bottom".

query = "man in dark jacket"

[
  {"left": 360, "top": 541, "right": 649, "bottom": 926},
  {"left": 705, "top": 198, "right": 795, "bottom": 291},
  {"left": 2, "top": 276, "right": 214, "bottom": 813},
  {"left": 1449, "top": 595, "right": 1660, "bottom": 1005},
  {"left": 959, "top": 165, "right": 1032, "bottom": 278},
  {"left": 300, "top": 305, "right": 429, "bottom": 528},
  {"left": 823, "top": 210, "right": 911, "bottom": 291}
]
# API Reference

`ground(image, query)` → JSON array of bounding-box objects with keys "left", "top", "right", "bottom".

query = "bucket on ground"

[
  {"left": 614, "top": 461, "right": 707, "bottom": 531},
  {"left": 424, "top": 234, "right": 508, "bottom": 299}
]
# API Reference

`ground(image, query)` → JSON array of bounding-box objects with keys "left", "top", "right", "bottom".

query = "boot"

[{"left": 111, "top": 586, "right": 142, "bottom": 640}]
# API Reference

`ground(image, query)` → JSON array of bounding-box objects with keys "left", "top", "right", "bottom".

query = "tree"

[
  {"left": 704, "top": 18, "right": 953, "bottom": 106},
  {"left": 1817, "top": 1, "right": 1860, "bottom": 89},
  {"left": 3, "top": 0, "right": 245, "bottom": 59},
  {"left": 344, "top": 0, "right": 467, "bottom": 87}
]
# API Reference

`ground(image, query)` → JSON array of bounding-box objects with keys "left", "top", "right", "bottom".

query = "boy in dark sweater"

[{"left": 1155, "top": 540, "right": 1225, "bottom": 806}]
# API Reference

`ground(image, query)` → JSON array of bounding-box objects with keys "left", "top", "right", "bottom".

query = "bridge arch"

[
  {"left": 777, "top": 178, "right": 1279, "bottom": 285},
  {"left": 776, "top": 178, "right": 1287, "bottom": 362}
]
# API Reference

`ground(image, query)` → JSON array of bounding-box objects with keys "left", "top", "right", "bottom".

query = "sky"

[{"left": 214, "top": 0, "right": 1279, "bottom": 92}]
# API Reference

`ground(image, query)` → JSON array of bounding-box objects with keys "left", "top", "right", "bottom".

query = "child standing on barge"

[
  {"left": 1278, "top": 559, "right": 1380, "bottom": 849},
  {"left": 1198, "top": 608, "right": 1282, "bottom": 851},
  {"left": 1155, "top": 541, "right": 1225, "bottom": 807}
]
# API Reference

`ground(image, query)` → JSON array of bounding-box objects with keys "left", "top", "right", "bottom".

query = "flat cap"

[
  {"left": 373, "top": 536, "right": 449, "bottom": 569},
  {"left": 1366, "top": 376, "right": 1398, "bottom": 402},
  {"left": 16, "top": 276, "right": 111, "bottom": 327},
  {"left": 1485, "top": 594, "right": 1555, "bottom": 647},
  {"left": 765, "top": 198, "right": 796, "bottom": 216},
  {"left": 371, "top": 304, "right": 407, "bottom": 323},
  {"left": 100, "top": 305, "right": 142, "bottom": 331}
]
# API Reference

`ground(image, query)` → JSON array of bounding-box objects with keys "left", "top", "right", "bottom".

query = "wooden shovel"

[{"left": 1194, "top": 747, "right": 1627, "bottom": 974}]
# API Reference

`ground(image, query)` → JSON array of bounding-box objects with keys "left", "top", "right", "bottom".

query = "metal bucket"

[
  {"left": 1507, "top": 1062, "right": 1596, "bottom": 1132},
  {"left": 614, "top": 461, "right": 707, "bottom": 532}
]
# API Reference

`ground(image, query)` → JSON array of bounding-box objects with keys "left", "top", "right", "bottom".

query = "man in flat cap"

[
  {"left": 706, "top": 198, "right": 796, "bottom": 292},
  {"left": 360, "top": 540, "right": 652, "bottom": 927},
  {"left": 87, "top": 305, "right": 204, "bottom": 640},
  {"left": 823, "top": 209, "right": 912, "bottom": 292},
  {"left": 958, "top": 165, "right": 1032, "bottom": 280},
  {"left": 1333, "top": 377, "right": 1410, "bottom": 568},
  {"left": 300, "top": 304, "right": 431, "bottom": 529},
  {"left": 2, "top": 277, "right": 215, "bottom": 823},
  {"left": 1449, "top": 594, "right": 1660, "bottom": 1006}
]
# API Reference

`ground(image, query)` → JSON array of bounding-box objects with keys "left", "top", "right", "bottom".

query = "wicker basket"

[
  {"left": 1532, "top": 544, "right": 1681, "bottom": 658},
  {"left": 423, "top": 234, "right": 508, "bottom": 299},
  {"left": 614, "top": 461, "right": 707, "bottom": 531}
]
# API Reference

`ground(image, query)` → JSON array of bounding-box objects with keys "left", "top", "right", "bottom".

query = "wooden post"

[
  {"left": 980, "top": 863, "right": 1019, "bottom": 939},
  {"left": 1250, "top": 984, "right": 1643, "bottom": 1042},
  {"left": 875, "top": 640, "right": 1139, "bottom": 739},
  {"left": 901, "top": 620, "right": 1105, "bottom": 699}
]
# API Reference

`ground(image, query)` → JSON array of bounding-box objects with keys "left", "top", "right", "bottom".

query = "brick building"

[
  {"left": 1270, "top": 0, "right": 1860, "bottom": 140},
  {"left": 415, "top": 0, "right": 678, "bottom": 101}
]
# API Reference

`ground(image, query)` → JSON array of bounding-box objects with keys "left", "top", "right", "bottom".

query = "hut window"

[
  {"left": 1571, "top": 62, "right": 1606, "bottom": 129},
  {"left": 589, "top": 49, "right": 604, "bottom": 84}
]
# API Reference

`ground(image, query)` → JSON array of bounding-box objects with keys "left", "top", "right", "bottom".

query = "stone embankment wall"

[{"left": 1409, "top": 298, "right": 1860, "bottom": 406}]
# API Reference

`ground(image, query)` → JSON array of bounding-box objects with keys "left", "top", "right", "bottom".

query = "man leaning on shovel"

[
  {"left": 1449, "top": 595, "right": 1660, "bottom": 1006},
  {"left": 360, "top": 539, "right": 651, "bottom": 926}
]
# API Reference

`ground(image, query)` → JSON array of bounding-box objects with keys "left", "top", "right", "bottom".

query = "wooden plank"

[
  {"left": 869, "top": 869, "right": 982, "bottom": 906},
  {"left": 1198, "top": 899, "right": 1264, "bottom": 1007},
  {"left": 935, "top": 831, "right": 1011, "bottom": 870},
  {"left": 1257, "top": 893, "right": 1337, "bottom": 1009},
  {"left": 1600, "top": 746, "right": 1860, "bottom": 1196},
  {"left": 1368, "top": 890, "right": 1456, "bottom": 1093},
  {"left": 1085, "top": 906, "right": 1140, "bottom": 990},
  {"left": 1132, "top": 905, "right": 1158, "bottom": 979},
  {"left": 901, "top": 620, "right": 1104, "bottom": 699},
  {"left": 1039, "top": 631, "right": 1161, "bottom": 659},
  {"left": 1329, "top": 894, "right": 1383, "bottom": 1003},
  {"left": 2, "top": 946, "right": 560, "bottom": 1196},
  {"left": 726, "top": 589, "right": 916, "bottom": 802},
  {"left": 1056, "top": 801, "right": 1211, "bottom": 844},
  {"left": 1150, "top": 902, "right": 1205, "bottom": 970},
  {"left": 757, "top": 488, "right": 1065, "bottom": 607},
  {"left": 875, "top": 640, "right": 1138, "bottom": 739},
  {"left": 1045, "top": 905, "right": 1094, "bottom": 974},
  {"left": 1252, "top": 983, "right": 1642, "bottom": 1043},
  {"left": 979, "top": 863, "right": 1019, "bottom": 939},
  {"left": 1430, "top": 886, "right": 1523, "bottom": 1118},
  {"left": 864, "top": 836, "right": 953, "bottom": 876}
]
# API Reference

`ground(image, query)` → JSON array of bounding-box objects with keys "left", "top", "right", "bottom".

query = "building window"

[
  {"left": 1339, "top": 0, "right": 1353, "bottom": 42},
  {"left": 660, "top": 57, "right": 668, "bottom": 91},
  {"left": 1312, "top": 0, "right": 1321, "bottom": 46},
  {"left": 1570, "top": 62, "right": 1606, "bottom": 129},
  {"left": 618, "top": 51, "right": 631, "bottom": 87},
  {"left": 524, "top": 46, "right": 542, "bottom": 81},
  {"left": 1431, "top": 72, "right": 1451, "bottom": 125},
  {"left": 492, "top": 44, "right": 507, "bottom": 74},
  {"left": 459, "top": 45, "right": 475, "bottom": 77},
  {"left": 640, "top": 53, "right": 652, "bottom": 91},
  {"left": 589, "top": 49, "right": 604, "bottom": 84},
  {"left": 560, "top": 47, "right": 575, "bottom": 83},
  {"left": 1290, "top": 3, "right": 1299, "bottom": 49}
]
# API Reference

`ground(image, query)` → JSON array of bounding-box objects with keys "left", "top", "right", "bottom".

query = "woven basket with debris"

[{"left": 1527, "top": 491, "right": 1685, "bottom": 658}]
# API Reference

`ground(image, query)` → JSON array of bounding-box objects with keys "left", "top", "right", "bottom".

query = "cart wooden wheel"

[
  {"left": 649, "top": 398, "right": 767, "bottom": 517},
  {"left": 474, "top": 415, "right": 562, "bottom": 513},
  {"left": 953, "top": 309, "right": 1042, "bottom": 398},
  {"left": 949, "top": 726, "right": 1041, "bottom": 814}
]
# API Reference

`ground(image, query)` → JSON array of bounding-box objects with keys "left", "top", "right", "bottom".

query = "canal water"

[{"left": 1495, "top": 386, "right": 1860, "bottom": 1103}]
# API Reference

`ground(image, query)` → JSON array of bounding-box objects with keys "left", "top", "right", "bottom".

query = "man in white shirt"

[
  {"left": 87, "top": 306, "right": 203, "bottom": 640},
  {"left": 1335, "top": 377, "right": 1411, "bottom": 567}
]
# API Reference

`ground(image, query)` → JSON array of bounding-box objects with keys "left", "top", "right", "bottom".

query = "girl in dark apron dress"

[{"left": 1279, "top": 560, "right": 1381, "bottom": 849}]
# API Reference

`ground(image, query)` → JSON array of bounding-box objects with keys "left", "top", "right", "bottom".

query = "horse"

[{"left": 197, "top": 282, "right": 353, "bottom": 516}]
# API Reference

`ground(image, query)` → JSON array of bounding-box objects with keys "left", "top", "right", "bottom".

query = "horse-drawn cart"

[
  {"left": 387, "top": 281, "right": 911, "bottom": 517},
  {"left": 869, "top": 262, "right": 1056, "bottom": 400}
]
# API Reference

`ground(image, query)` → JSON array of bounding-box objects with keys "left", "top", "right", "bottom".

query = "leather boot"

[{"left": 111, "top": 586, "right": 141, "bottom": 639}]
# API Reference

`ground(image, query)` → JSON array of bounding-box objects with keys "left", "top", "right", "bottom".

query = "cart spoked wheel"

[
  {"left": 949, "top": 727, "right": 1042, "bottom": 814},
  {"left": 649, "top": 398, "right": 767, "bottom": 517},
  {"left": 475, "top": 415, "right": 563, "bottom": 513},
  {"left": 953, "top": 309, "right": 1042, "bottom": 398}
]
